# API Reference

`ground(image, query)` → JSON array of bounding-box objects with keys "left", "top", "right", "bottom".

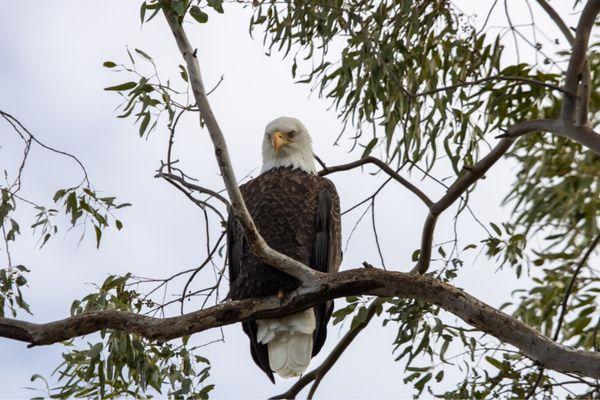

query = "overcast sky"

[{"left": 0, "top": 1, "right": 580, "bottom": 398}]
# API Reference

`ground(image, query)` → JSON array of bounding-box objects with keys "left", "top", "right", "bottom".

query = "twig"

[
  {"left": 156, "top": 171, "right": 230, "bottom": 208},
  {"left": 319, "top": 156, "right": 433, "bottom": 208},
  {"left": 180, "top": 231, "right": 226, "bottom": 314},
  {"left": 271, "top": 299, "right": 382, "bottom": 399}
]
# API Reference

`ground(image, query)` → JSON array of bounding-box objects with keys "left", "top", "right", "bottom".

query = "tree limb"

[
  {"left": 2, "top": 268, "right": 600, "bottom": 379},
  {"left": 414, "top": 137, "right": 516, "bottom": 273},
  {"left": 318, "top": 156, "right": 433, "bottom": 208},
  {"left": 535, "top": 0, "right": 575, "bottom": 45},
  {"left": 497, "top": 119, "right": 600, "bottom": 154},
  {"left": 560, "top": 0, "right": 600, "bottom": 123},
  {"left": 163, "top": 5, "right": 320, "bottom": 286}
]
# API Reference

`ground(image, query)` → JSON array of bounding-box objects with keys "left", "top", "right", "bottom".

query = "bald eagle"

[{"left": 227, "top": 117, "right": 341, "bottom": 382}]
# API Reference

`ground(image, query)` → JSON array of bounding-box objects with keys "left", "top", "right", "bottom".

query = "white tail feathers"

[{"left": 256, "top": 308, "right": 316, "bottom": 378}]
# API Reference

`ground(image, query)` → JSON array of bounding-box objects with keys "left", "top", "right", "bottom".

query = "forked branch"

[{"left": 163, "top": 5, "right": 321, "bottom": 286}]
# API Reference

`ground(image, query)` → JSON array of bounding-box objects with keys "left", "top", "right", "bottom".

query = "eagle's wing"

[
  {"left": 227, "top": 209, "right": 276, "bottom": 383},
  {"left": 310, "top": 177, "right": 342, "bottom": 356}
]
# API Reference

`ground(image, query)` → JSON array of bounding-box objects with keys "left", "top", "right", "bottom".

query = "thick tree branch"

[
  {"left": 2, "top": 268, "right": 600, "bottom": 379},
  {"left": 497, "top": 119, "right": 600, "bottom": 154},
  {"left": 560, "top": 0, "right": 600, "bottom": 123},
  {"left": 536, "top": 0, "right": 593, "bottom": 128},
  {"left": 163, "top": 6, "right": 320, "bottom": 286}
]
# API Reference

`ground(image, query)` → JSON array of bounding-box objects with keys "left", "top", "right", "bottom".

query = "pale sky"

[{"left": 0, "top": 1, "right": 580, "bottom": 398}]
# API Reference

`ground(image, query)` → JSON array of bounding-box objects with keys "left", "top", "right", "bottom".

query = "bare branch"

[
  {"left": 156, "top": 171, "right": 230, "bottom": 208},
  {"left": 319, "top": 156, "right": 433, "bottom": 208},
  {"left": 1, "top": 110, "right": 90, "bottom": 187},
  {"left": 3, "top": 268, "right": 600, "bottom": 379},
  {"left": 412, "top": 75, "right": 575, "bottom": 98},
  {"left": 163, "top": 6, "right": 321, "bottom": 286},
  {"left": 535, "top": 0, "right": 574, "bottom": 45}
]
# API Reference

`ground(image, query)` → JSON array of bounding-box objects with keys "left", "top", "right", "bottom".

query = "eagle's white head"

[{"left": 261, "top": 116, "right": 317, "bottom": 174}]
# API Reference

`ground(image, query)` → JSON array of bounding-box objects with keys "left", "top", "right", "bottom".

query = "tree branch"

[
  {"left": 3, "top": 268, "right": 600, "bottom": 379},
  {"left": 414, "top": 137, "right": 516, "bottom": 273},
  {"left": 163, "top": 5, "right": 320, "bottom": 286},
  {"left": 497, "top": 119, "right": 600, "bottom": 154},
  {"left": 318, "top": 156, "right": 433, "bottom": 208},
  {"left": 560, "top": 0, "right": 600, "bottom": 123},
  {"left": 412, "top": 75, "right": 574, "bottom": 98},
  {"left": 156, "top": 171, "right": 230, "bottom": 208},
  {"left": 535, "top": 0, "right": 574, "bottom": 45}
]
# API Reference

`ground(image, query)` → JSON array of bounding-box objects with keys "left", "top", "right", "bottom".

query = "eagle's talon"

[{"left": 277, "top": 289, "right": 285, "bottom": 304}]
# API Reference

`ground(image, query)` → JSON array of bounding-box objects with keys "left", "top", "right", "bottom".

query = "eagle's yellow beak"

[{"left": 271, "top": 131, "right": 288, "bottom": 153}]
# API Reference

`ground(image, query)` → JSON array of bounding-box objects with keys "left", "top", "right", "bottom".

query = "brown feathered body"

[{"left": 227, "top": 167, "right": 341, "bottom": 382}]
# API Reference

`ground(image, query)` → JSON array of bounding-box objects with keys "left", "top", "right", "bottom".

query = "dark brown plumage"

[{"left": 227, "top": 166, "right": 341, "bottom": 382}]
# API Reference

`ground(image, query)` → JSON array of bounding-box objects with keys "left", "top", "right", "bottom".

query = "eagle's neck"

[{"left": 261, "top": 150, "right": 317, "bottom": 175}]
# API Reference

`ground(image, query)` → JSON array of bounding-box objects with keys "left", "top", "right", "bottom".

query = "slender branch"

[
  {"left": 534, "top": 0, "right": 574, "bottom": 45},
  {"left": 156, "top": 171, "right": 230, "bottom": 207},
  {"left": 271, "top": 299, "right": 382, "bottom": 399},
  {"left": 163, "top": 5, "right": 320, "bottom": 285},
  {"left": 3, "top": 268, "right": 600, "bottom": 379},
  {"left": 412, "top": 75, "right": 575, "bottom": 98},
  {"left": 180, "top": 231, "right": 227, "bottom": 314},
  {"left": 319, "top": 156, "right": 433, "bottom": 208},
  {"left": 1, "top": 110, "right": 90, "bottom": 187},
  {"left": 414, "top": 213, "right": 439, "bottom": 273}
]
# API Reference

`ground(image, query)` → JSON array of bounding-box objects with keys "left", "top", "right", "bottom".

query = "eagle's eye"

[{"left": 287, "top": 130, "right": 296, "bottom": 139}]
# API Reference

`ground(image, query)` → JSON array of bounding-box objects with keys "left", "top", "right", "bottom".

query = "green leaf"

[
  {"left": 207, "top": 0, "right": 224, "bottom": 13},
  {"left": 104, "top": 81, "right": 137, "bottom": 92},
  {"left": 102, "top": 61, "right": 116, "bottom": 68},
  {"left": 490, "top": 222, "right": 502, "bottom": 236},
  {"left": 134, "top": 48, "right": 153, "bottom": 61},
  {"left": 139, "top": 113, "right": 151, "bottom": 137},
  {"left": 190, "top": 6, "right": 208, "bottom": 23},
  {"left": 179, "top": 65, "right": 189, "bottom": 82},
  {"left": 94, "top": 225, "right": 102, "bottom": 248},
  {"left": 361, "top": 137, "right": 378, "bottom": 158},
  {"left": 485, "top": 356, "right": 505, "bottom": 370},
  {"left": 171, "top": 0, "right": 186, "bottom": 16}
]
